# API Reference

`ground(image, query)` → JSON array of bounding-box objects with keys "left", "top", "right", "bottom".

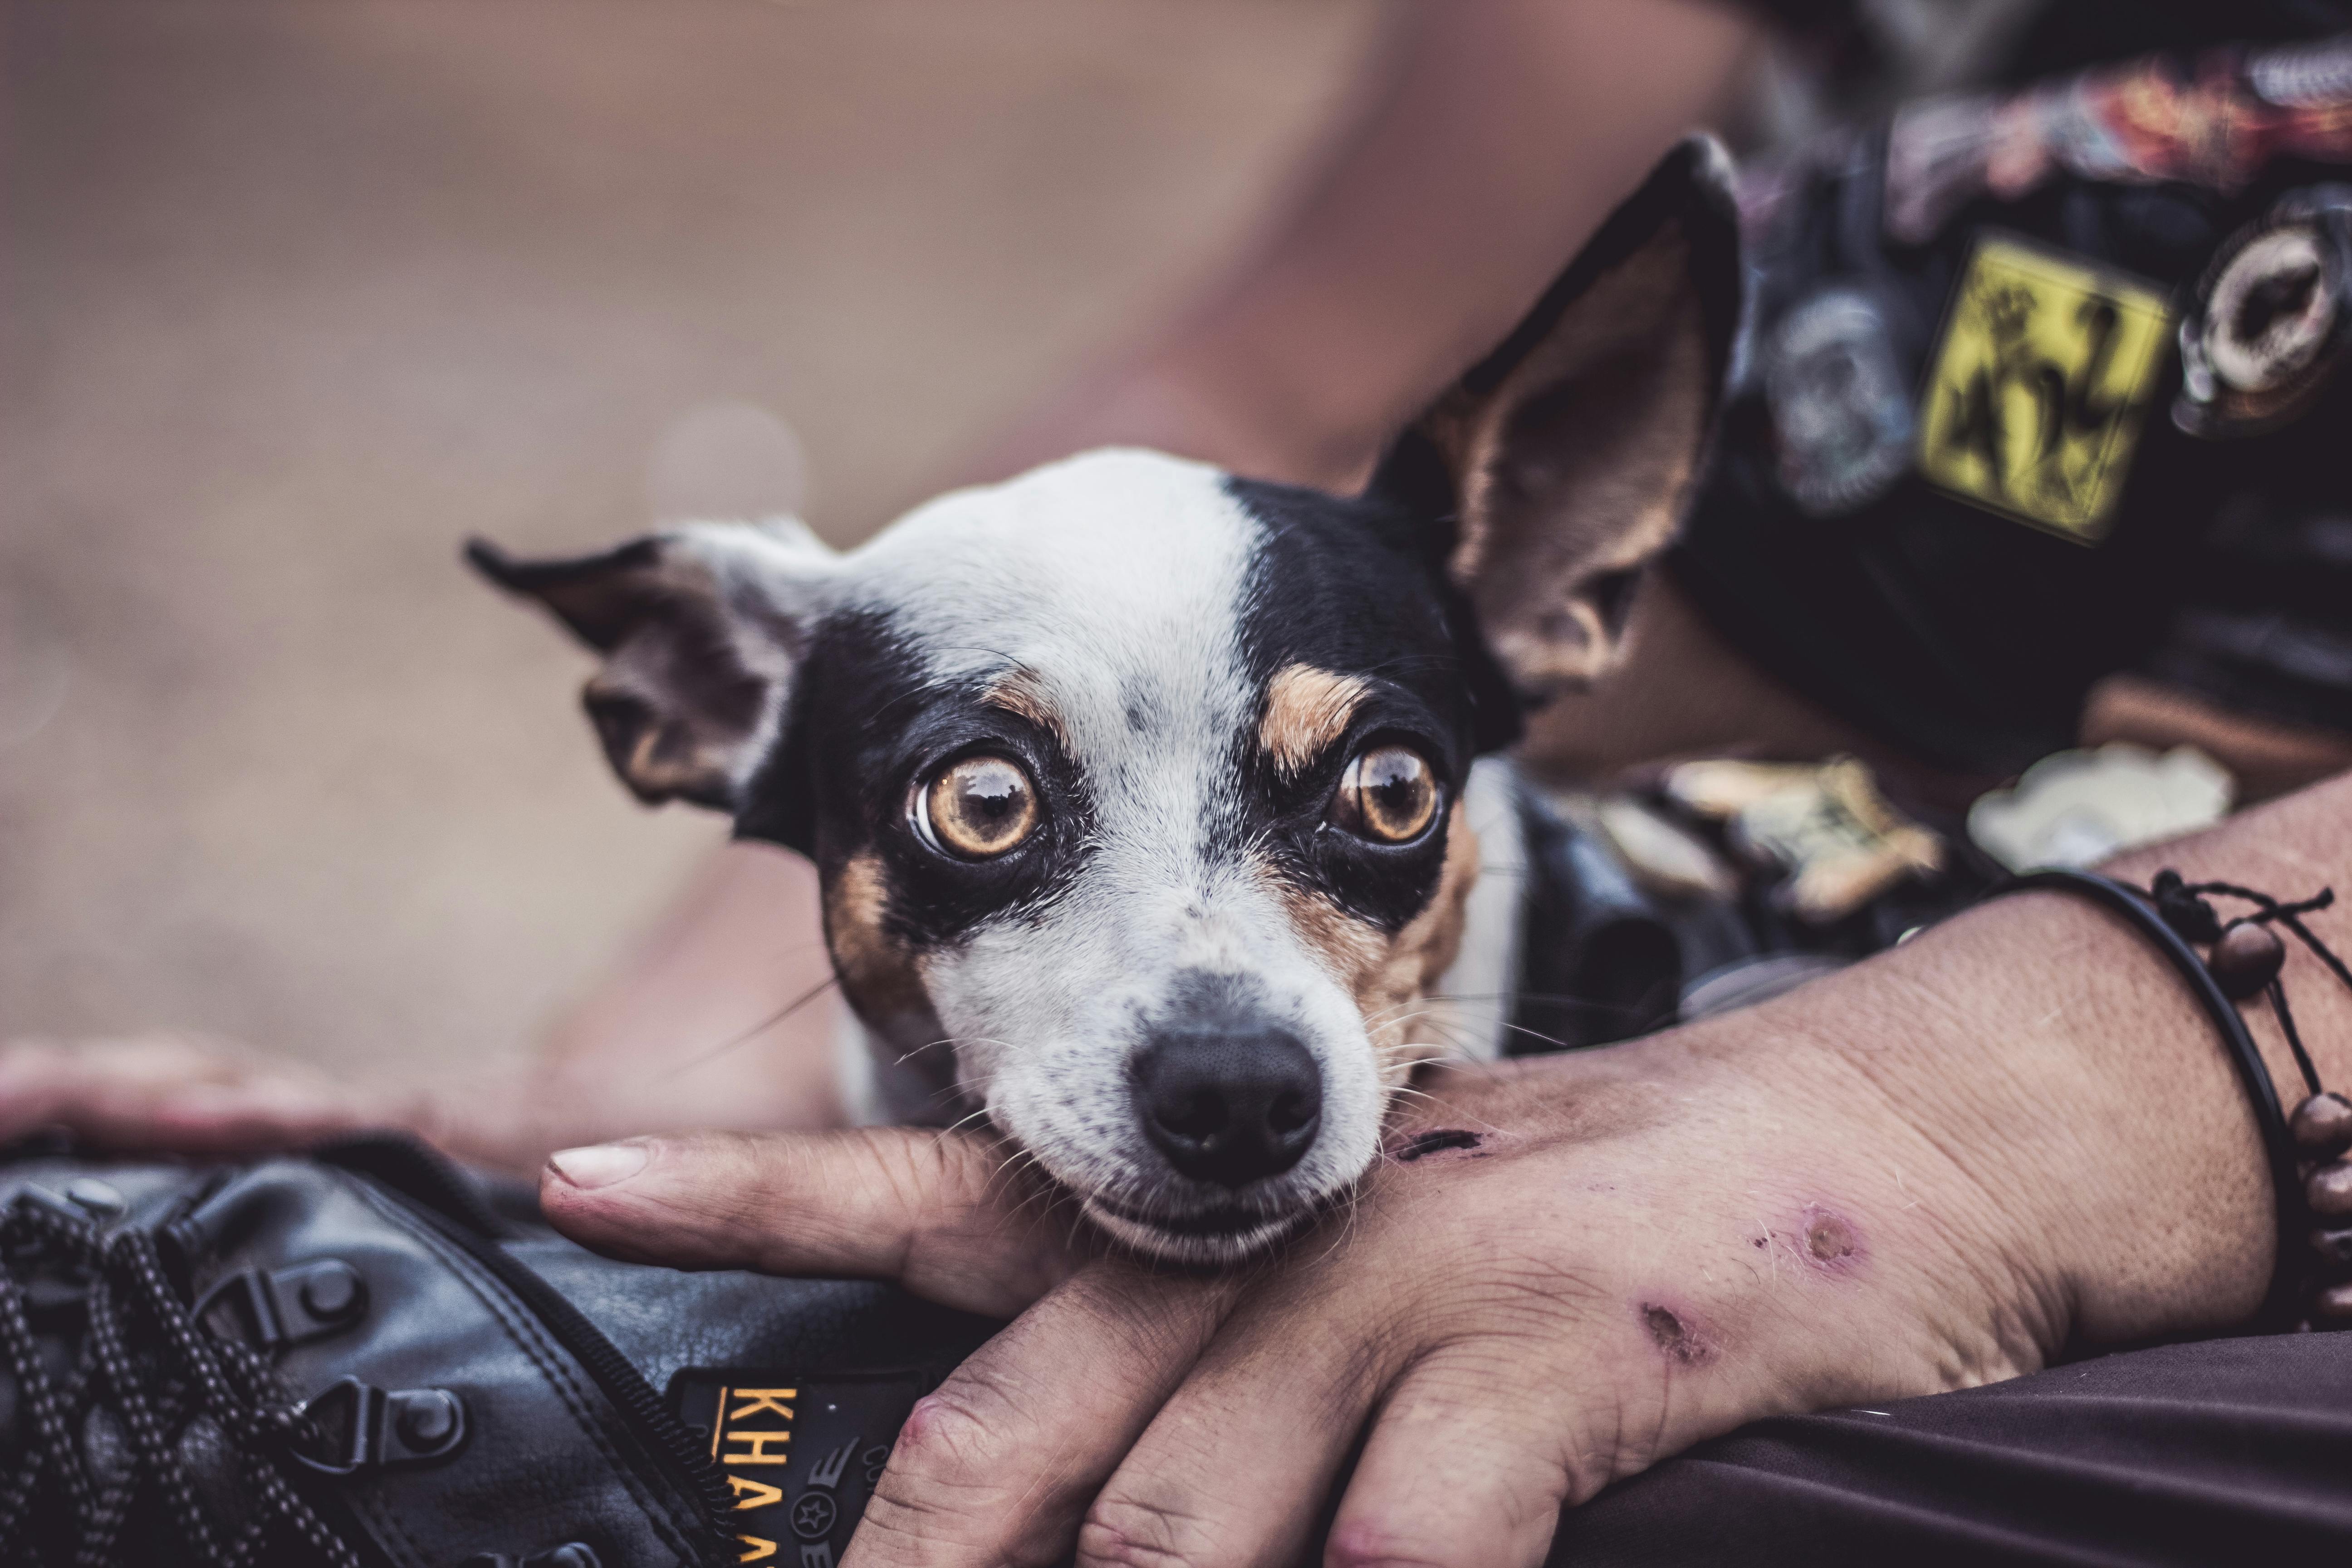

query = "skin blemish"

[
  {"left": 1391, "top": 1128, "right": 1481, "bottom": 1163},
  {"left": 1798, "top": 1203, "right": 1866, "bottom": 1275},
  {"left": 1639, "top": 1302, "right": 1714, "bottom": 1367}
]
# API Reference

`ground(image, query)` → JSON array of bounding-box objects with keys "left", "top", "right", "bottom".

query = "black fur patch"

[
  {"left": 1224, "top": 477, "right": 1489, "bottom": 935},
  {"left": 736, "top": 608, "right": 1097, "bottom": 953}
]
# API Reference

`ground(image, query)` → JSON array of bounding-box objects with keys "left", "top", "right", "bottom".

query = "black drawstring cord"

[
  {"left": 2267, "top": 979, "right": 2323, "bottom": 1101},
  {"left": 2154, "top": 871, "right": 2351, "bottom": 1097}
]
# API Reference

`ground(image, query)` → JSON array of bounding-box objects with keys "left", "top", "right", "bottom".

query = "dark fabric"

[
  {"left": 2004, "top": 1, "right": 2352, "bottom": 80},
  {"left": 1553, "top": 1331, "right": 2352, "bottom": 1565},
  {"left": 1669, "top": 34, "right": 2352, "bottom": 775},
  {"left": 1739, "top": 0, "right": 2352, "bottom": 72}
]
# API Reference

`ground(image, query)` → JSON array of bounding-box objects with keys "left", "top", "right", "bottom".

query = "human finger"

[
  {"left": 844, "top": 1258, "right": 1236, "bottom": 1568},
  {"left": 1073, "top": 1270, "right": 1399, "bottom": 1568},
  {"left": 0, "top": 1036, "right": 212, "bottom": 1139},
  {"left": 539, "top": 1127, "right": 1083, "bottom": 1317},
  {"left": 0, "top": 1034, "right": 367, "bottom": 1150},
  {"left": 1323, "top": 1345, "right": 1579, "bottom": 1568},
  {"left": 132, "top": 1075, "right": 378, "bottom": 1151}
]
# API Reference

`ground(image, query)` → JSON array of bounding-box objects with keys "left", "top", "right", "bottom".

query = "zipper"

[{"left": 318, "top": 1138, "right": 736, "bottom": 1558}]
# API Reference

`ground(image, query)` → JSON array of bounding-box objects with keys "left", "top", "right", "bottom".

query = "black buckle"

[
  {"left": 194, "top": 1259, "right": 367, "bottom": 1349},
  {"left": 290, "top": 1376, "right": 467, "bottom": 1475}
]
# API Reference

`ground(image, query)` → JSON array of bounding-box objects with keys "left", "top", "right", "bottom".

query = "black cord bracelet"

[{"left": 1995, "top": 868, "right": 2309, "bottom": 1333}]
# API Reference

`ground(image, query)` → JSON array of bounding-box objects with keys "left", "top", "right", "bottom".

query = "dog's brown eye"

[
  {"left": 920, "top": 755, "right": 1040, "bottom": 859},
  {"left": 1332, "top": 745, "right": 1438, "bottom": 844}
]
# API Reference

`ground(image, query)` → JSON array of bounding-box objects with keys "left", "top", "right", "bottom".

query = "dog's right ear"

[
  {"left": 466, "top": 521, "right": 837, "bottom": 813},
  {"left": 1372, "top": 135, "right": 1742, "bottom": 718}
]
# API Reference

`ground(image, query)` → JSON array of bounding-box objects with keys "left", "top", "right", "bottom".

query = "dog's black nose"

[{"left": 1133, "top": 1026, "right": 1322, "bottom": 1188}]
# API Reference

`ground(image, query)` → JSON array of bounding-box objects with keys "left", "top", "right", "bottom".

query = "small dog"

[{"left": 472, "top": 140, "right": 1739, "bottom": 1263}]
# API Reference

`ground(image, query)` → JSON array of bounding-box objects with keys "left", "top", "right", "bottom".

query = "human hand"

[
  {"left": 0, "top": 1014, "right": 839, "bottom": 1177},
  {"left": 0, "top": 1030, "right": 633, "bottom": 1175},
  {"left": 541, "top": 885, "right": 2284, "bottom": 1567},
  {"left": 0, "top": 1032, "right": 404, "bottom": 1154}
]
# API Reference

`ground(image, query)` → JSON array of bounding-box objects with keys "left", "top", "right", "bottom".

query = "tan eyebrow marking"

[
  {"left": 980, "top": 668, "right": 1069, "bottom": 747},
  {"left": 1258, "top": 663, "right": 1373, "bottom": 777}
]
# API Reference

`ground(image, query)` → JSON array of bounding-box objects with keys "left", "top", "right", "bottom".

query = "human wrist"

[
  {"left": 1666, "top": 1004, "right": 2070, "bottom": 1382},
  {"left": 1396, "top": 1016, "right": 2063, "bottom": 1468},
  {"left": 1805, "top": 888, "right": 2278, "bottom": 1351}
]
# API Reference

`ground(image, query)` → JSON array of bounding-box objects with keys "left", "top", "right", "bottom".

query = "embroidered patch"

[
  {"left": 1916, "top": 235, "right": 2173, "bottom": 545},
  {"left": 2175, "top": 191, "right": 2352, "bottom": 438},
  {"left": 1764, "top": 286, "right": 1918, "bottom": 517},
  {"left": 670, "top": 1369, "right": 927, "bottom": 1566}
]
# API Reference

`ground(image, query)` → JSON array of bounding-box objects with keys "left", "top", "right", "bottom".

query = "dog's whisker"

[
  {"left": 930, "top": 1105, "right": 996, "bottom": 1146},
  {"left": 1413, "top": 1016, "right": 1516, "bottom": 1068},
  {"left": 1311, "top": 1182, "right": 1367, "bottom": 1268},
  {"left": 898, "top": 1034, "right": 1020, "bottom": 1070},
  {"left": 1362, "top": 996, "right": 1456, "bottom": 1027},
  {"left": 655, "top": 975, "right": 841, "bottom": 1083},
  {"left": 1494, "top": 1019, "right": 1583, "bottom": 1052}
]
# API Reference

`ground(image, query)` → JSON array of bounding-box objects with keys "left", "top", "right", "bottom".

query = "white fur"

[
  {"left": 843, "top": 452, "right": 1394, "bottom": 1254},
  {"left": 710, "top": 450, "right": 1512, "bottom": 1258}
]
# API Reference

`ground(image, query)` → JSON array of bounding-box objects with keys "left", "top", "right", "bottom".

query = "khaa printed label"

[
  {"left": 669, "top": 1369, "right": 926, "bottom": 1566},
  {"left": 1917, "top": 235, "right": 2173, "bottom": 544}
]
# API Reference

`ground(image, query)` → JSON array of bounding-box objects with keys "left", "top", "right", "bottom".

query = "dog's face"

[
  {"left": 776, "top": 454, "right": 1496, "bottom": 1262},
  {"left": 474, "top": 140, "right": 1740, "bottom": 1262}
]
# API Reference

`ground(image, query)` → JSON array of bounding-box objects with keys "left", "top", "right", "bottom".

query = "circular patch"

[
  {"left": 1764, "top": 288, "right": 1917, "bottom": 517},
  {"left": 2176, "top": 193, "right": 2352, "bottom": 437},
  {"left": 2206, "top": 228, "right": 2335, "bottom": 392}
]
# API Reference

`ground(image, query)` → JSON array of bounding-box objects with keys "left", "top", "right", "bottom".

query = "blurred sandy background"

[{"left": 0, "top": 0, "right": 1378, "bottom": 1075}]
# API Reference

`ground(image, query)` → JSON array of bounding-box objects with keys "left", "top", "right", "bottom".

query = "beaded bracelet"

[{"left": 1997, "top": 867, "right": 2352, "bottom": 1334}]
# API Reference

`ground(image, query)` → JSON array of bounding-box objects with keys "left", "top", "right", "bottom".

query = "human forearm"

[
  {"left": 1744, "top": 769, "right": 2352, "bottom": 1350},
  {"left": 970, "top": 0, "right": 1762, "bottom": 490}
]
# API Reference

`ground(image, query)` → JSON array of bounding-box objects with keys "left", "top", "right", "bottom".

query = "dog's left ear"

[
  {"left": 1373, "top": 135, "right": 1741, "bottom": 706},
  {"left": 466, "top": 521, "right": 837, "bottom": 812}
]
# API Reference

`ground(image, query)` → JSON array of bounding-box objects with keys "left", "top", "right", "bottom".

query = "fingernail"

[{"left": 549, "top": 1142, "right": 649, "bottom": 1190}]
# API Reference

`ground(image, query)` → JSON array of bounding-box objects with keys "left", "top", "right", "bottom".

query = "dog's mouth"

[{"left": 1081, "top": 1190, "right": 1321, "bottom": 1266}]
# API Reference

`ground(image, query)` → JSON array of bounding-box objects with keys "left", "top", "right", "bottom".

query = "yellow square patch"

[{"left": 1916, "top": 235, "right": 2173, "bottom": 545}]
